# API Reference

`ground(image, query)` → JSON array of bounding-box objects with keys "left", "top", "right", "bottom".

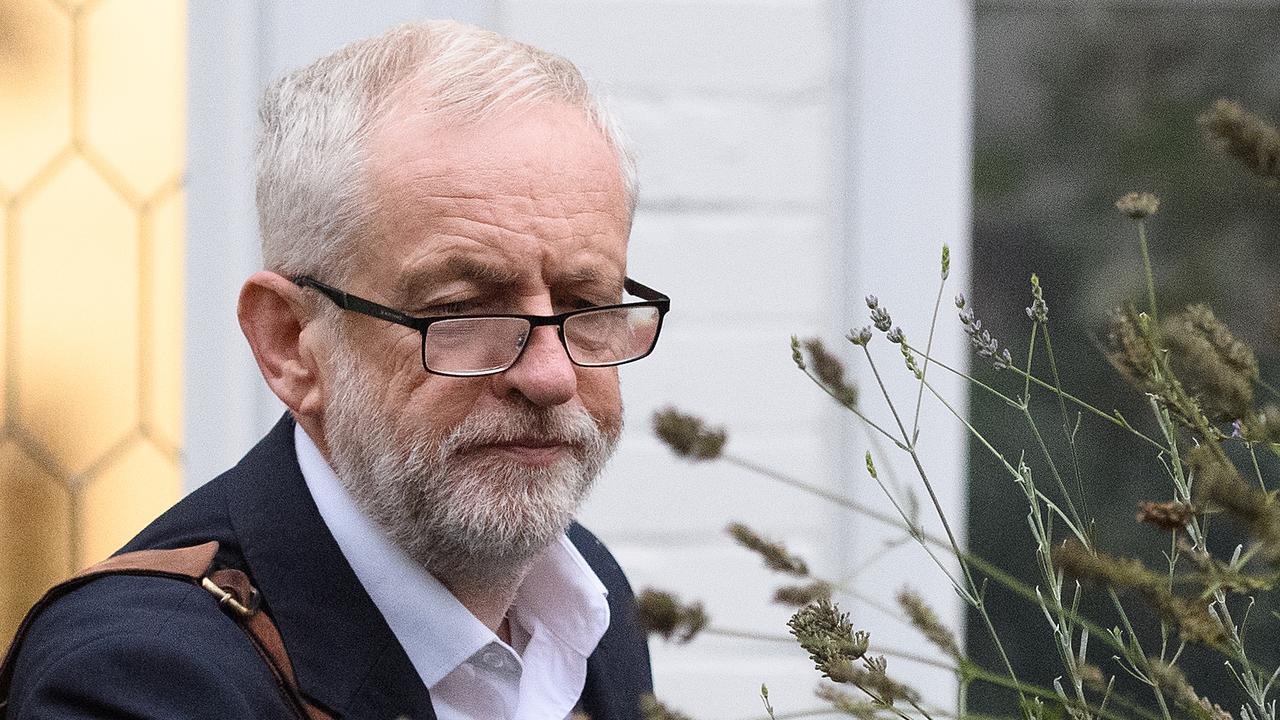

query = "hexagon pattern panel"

[{"left": 0, "top": 0, "right": 185, "bottom": 644}]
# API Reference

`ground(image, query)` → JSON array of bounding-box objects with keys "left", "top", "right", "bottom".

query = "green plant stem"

[
  {"left": 747, "top": 708, "right": 849, "bottom": 720},
  {"left": 1040, "top": 323, "right": 1090, "bottom": 521},
  {"left": 705, "top": 626, "right": 961, "bottom": 673},
  {"left": 902, "top": 343, "right": 1165, "bottom": 452},
  {"left": 1105, "top": 587, "right": 1174, "bottom": 720},
  {"left": 863, "top": 347, "right": 915, "bottom": 449},
  {"left": 720, "top": 448, "right": 1136, "bottom": 661},
  {"left": 858, "top": 348, "right": 1027, "bottom": 709},
  {"left": 1249, "top": 443, "right": 1268, "bottom": 491},
  {"left": 963, "top": 663, "right": 1161, "bottom": 720},
  {"left": 1020, "top": 405, "right": 1088, "bottom": 543},
  {"left": 913, "top": 274, "right": 948, "bottom": 440},
  {"left": 802, "top": 367, "right": 907, "bottom": 449},
  {"left": 1137, "top": 218, "right": 1159, "bottom": 324},
  {"left": 1137, "top": 329, "right": 1276, "bottom": 713}
]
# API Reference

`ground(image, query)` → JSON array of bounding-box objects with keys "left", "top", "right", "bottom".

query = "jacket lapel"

[{"left": 223, "top": 416, "right": 436, "bottom": 720}]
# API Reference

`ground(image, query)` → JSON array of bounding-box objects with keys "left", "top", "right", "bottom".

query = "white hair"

[{"left": 255, "top": 20, "right": 637, "bottom": 285}]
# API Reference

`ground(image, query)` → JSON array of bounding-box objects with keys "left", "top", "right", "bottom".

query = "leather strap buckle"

[{"left": 200, "top": 577, "right": 259, "bottom": 618}]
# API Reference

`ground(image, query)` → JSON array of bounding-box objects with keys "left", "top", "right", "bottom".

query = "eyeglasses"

[{"left": 293, "top": 275, "right": 670, "bottom": 377}]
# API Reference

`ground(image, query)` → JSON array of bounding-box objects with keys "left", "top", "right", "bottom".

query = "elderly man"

[{"left": 1, "top": 20, "right": 662, "bottom": 720}]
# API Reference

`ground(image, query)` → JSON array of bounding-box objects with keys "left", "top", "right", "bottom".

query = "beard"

[{"left": 321, "top": 343, "right": 620, "bottom": 583}]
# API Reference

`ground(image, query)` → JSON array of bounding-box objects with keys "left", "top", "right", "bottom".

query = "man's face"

[{"left": 313, "top": 101, "right": 632, "bottom": 576}]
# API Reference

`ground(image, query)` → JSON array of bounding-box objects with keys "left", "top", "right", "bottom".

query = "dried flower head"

[
  {"left": 1237, "top": 405, "right": 1280, "bottom": 444},
  {"left": 1115, "top": 192, "right": 1160, "bottom": 219},
  {"left": 1143, "top": 654, "right": 1232, "bottom": 720},
  {"left": 1077, "top": 664, "right": 1108, "bottom": 692},
  {"left": 897, "top": 588, "right": 962, "bottom": 660},
  {"left": 802, "top": 338, "right": 858, "bottom": 409},
  {"left": 815, "top": 685, "right": 878, "bottom": 720},
  {"left": 1199, "top": 98, "right": 1280, "bottom": 185},
  {"left": 1188, "top": 444, "right": 1280, "bottom": 561},
  {"left": 954, "top": 293, "right": 966, "bottom": 310},
  {"left": 857, "top": 656, "right": 918, "bottom": 707},
  {"left": 774, "top": 581, "right": 834, "bottom": 607},
  {"left": 1106, "top": 304, "right": 1257, "bottom": 427},
  {"left": 958, "top": 301, "right": 1013, "bottom": 370},
  {"left": 894, "top": 333, "right": 923, "bottom": 379},
  {"left": 788, "top": 599, "right": 868, "bottom": 683},
  {"left": 846, "top": 326, "right": 873, "bottom": 347},
  {"left": 1026, "top": 273, "right": 1049, "bottom": 323},
  {"left": 1151, "top": 593, "right": 1226, "bottom": 647},
  {"left": 941, "top": 244, "right": 951, "bottom": 280},
  {"left": 870, "top": 307, "right": 893, "bottom": 333},
  {"left": 1054, "top": 540, "right": 1226, "bottom": 646},
  {"left": 634, "top": 589, "right": 708, "bottom": 643},
  {"left": 1135, "top": 500, "right": 1195, "bottom": 532},
  {"left": 652, "top": 408, "right": 727, "bottom": 461},
  {"left": 641, "top": 695, "right": 695, "bottom": 720},
  {"left": 1161, "top": 304, "right": 1258, "bottom": 422},
  {"left": 1052, "top": 539, "right": 1156, "bottom": 591},
  {"left": 1105, "top": 306, "right": 1157, "bottom": 390},
  {"left": 791, "top": 335, "right": 805, "bottom": 370},
  {"left": 728, "top": 522, "right": 810, "bottom": 576}
]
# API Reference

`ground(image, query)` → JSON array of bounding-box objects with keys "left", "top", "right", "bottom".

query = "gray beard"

[{"left": 321, "top": 346, "right": 619, "bottom": 584}]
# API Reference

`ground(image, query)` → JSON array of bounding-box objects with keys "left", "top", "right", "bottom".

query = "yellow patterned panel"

[
  {"left": 1, "top": 202, "right": 7, "bottom": 419},
  {"left": 0, "top": 441, "right": 72, "bottom": 642},
  {"left": 1, "top": 0, "right": 186, "bottom": 647},
  {"left": 80, "top": 442, "right": 180, "bottom": 564},
  {"left": 82, "top": 1, "right": 187, "bottom": 199},
  {"left": 13, "top": 156, "right": 140, "bottom": 475},
  {"left": 0, "top": 0, "right": 72, "bottom": 192},
  {"left": 145, "top": 189, "right": 184, "bottom": 450}
]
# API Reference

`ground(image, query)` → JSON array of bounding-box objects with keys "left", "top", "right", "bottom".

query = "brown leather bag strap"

[{"left": 0, "top": 542, "right": 334, "bottom": 720}]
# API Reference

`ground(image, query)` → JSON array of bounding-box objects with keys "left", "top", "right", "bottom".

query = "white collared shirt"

[{"left": 295, "top": 425, "right": 611, "bottom": 720}]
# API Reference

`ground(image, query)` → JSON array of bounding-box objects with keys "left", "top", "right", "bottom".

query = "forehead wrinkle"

[{"left": 393, "top": 251, "right": 523, "bottom": 301}]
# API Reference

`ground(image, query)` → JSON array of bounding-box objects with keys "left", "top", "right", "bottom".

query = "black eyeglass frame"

[{"left": 293, "top": 275, "right": 671, "bottom": 377}]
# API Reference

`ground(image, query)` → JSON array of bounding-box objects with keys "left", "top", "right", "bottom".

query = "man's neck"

[{"left": 437, "top": 563, "right": 534, "bottom": 642}]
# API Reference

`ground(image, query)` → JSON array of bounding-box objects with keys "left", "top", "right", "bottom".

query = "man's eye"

[
  {"left": 424, "top": 301, "right": 478, "bottom": 315},
  {"left": 567, "top": 296, "right": 614, "bottom": 311}
]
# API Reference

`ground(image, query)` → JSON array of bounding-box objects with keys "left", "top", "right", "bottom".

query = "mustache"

[{"left": 438, "top": 404, "right": 603, "bottom": 453}]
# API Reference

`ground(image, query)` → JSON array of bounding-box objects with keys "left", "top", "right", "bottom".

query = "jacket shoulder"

[
  {"left": 568, "top": 521, "right": 654, "bottom": 708},
  {"left": 7, "top": 574, "right": 297, "bottom": 719}
]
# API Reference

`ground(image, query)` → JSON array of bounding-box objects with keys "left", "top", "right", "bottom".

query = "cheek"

[
  {"left": 576, "top": 368, "right": 622, "bottom": 433},
  {"left": 401, "top": 376, "right": 489, "bottom": 439}
]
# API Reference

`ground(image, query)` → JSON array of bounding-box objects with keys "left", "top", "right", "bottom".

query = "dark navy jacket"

[{"left": 6, "top": 416, "right": 652, "bottom": 719}]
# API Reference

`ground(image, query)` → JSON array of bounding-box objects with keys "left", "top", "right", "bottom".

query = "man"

[{"left": 4, "top": 20, "right": 663, "bottom": 720}]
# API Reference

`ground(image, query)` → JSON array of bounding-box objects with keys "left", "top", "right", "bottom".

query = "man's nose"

[{"left": 492, "top": 324, "right": 577, "bottom": 407}]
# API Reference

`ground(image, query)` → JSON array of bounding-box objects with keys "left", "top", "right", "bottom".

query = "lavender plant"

[{"left": 637, "top": 100, "right": 1280, "bottom": 720}]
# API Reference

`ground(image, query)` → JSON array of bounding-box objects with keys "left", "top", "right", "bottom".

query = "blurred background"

[{"left": 1, "top": 1, "right": 1276, "bottom": 718}]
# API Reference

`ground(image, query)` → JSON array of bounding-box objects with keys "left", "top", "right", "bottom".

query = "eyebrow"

[
  {"left": 555, "top": 266, "right": 624, "bottom": 297},
  {"left": 393, "top": 255, "right": 523, "bottom": 300},
  {"left": 396, "top": 254, "right": 624, "bottom": 300}
]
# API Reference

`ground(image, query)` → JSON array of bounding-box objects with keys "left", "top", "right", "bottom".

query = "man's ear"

[{"left": 238, "top": 271, "right": 326, "bottom": 421}]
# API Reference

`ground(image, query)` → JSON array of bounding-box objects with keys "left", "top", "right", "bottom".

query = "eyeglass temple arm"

[
  {"left": 624, "top": 277, "right": 670, "bottom": 305},
  {"left": 293, "top": 276, "right": 420, "bottom": 328}
]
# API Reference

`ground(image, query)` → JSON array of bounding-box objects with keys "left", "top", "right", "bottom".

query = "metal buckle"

[{"left": 200, "top": 577, "right": 258, "bottom": 618}]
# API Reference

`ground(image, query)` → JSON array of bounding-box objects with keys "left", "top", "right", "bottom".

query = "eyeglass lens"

[{"left": 422, "top": 306, "right": 661, "bottom": 375}]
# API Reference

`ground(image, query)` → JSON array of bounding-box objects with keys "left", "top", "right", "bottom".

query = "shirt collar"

[{"left": 293, "top": 424, "right": 609, "bottom": 687}]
